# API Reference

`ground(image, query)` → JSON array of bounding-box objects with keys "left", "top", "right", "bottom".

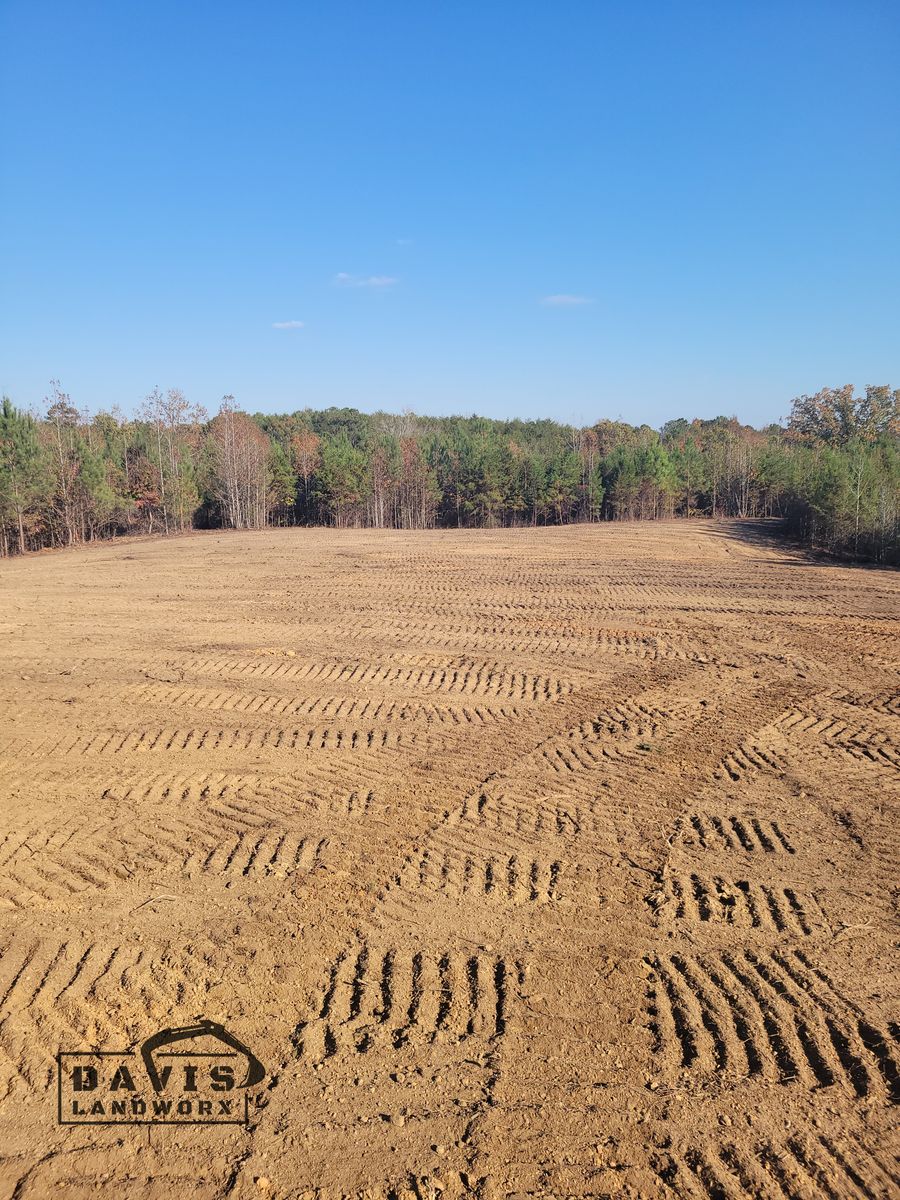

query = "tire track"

[
  {"left": 646, "top": 948, "right": 899, "bottom": 1100},
  {"left": 293, "top": 942, "right": 523, "bottom": 1063}
]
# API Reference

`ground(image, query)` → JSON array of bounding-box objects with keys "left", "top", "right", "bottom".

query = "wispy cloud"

[
  {"left": 272, "top": 319, "right": 305, "bottom": 329},
  {"left": 541, "top": 294, "right": 593, "bottom": 306},
  {"left": 334, "top": 272, "right": 398, "bottom": 289}
]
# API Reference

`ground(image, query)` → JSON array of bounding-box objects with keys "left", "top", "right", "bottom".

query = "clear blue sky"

[{"left": 1, "top": 1, "right": 898, "bottom": 428}]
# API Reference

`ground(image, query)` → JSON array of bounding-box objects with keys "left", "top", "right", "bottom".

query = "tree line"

[{"left": 1, "top": 383, "right": 897, "bottom": 563}]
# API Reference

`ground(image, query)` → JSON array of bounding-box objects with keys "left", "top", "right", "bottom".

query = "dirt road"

[{"left": 0, "top": 521, "right": 897, "bottom": 1198}]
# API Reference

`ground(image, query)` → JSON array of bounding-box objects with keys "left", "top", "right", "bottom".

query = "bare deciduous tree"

[{"left": 209, "top": 399, "right": 271, "bottom": 529}]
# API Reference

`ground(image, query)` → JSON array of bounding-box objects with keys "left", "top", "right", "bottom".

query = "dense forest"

[{"left": 1, "top": 384, "right": 897, "bottom": 564}]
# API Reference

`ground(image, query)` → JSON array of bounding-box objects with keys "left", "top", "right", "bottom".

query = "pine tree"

[{"left": 0, "top": 398, "right": 44, "bottom": 554}]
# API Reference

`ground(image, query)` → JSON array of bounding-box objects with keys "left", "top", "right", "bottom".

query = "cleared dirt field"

[{"left": 0, "top": 520, "right": 897, "bottom": 1199}]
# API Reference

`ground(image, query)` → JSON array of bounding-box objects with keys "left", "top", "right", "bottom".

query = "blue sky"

[{"left": 1, "top": 1, "right": 898, "bottom": 428}]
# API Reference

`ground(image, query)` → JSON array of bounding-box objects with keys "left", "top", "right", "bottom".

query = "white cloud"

[
  {"left": 334, "top": 272, "right": 398, "bottom": 288},
  {"left": 541, "top": 294, "right": 593, "bottom": 306},
  {"left": 272, "top": 320, "right": 305, "bottom": 329}
]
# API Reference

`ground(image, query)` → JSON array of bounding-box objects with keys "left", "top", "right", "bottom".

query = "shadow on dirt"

[{"left": 707, "top": 518, "right": 895, "bottom": 572}]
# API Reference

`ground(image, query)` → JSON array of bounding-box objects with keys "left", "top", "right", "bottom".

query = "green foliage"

[
  {"left": 0, "top": 397, "right": 46, "bottom": 553},
  {"left": 778, "top": 437, "right": 899, "bottom": 560},
  {"left": 1, "top": 384, "right": 897, "bottom": 563},
  {"left": 316, "top": 433, "right": 369, "bottom": 526},
  {"left": 268, "top": 441, "right": 297, "bottom": 524}
]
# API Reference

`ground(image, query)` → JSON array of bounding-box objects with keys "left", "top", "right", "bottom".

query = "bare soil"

[{"left": 0, "top": 520, "right": 897, "bottom": 1199}]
